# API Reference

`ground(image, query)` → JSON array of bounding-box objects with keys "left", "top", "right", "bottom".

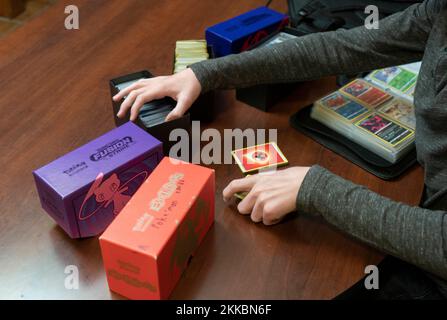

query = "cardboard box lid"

[
  {"left": 100, "top": 157, "right": 214, "bottom": 258},
  {"left": 206, "top": 6, "right": 287, "bottom": 42},
  {"left": 33, "top": 122, "right": 161, "bottom": 198}
]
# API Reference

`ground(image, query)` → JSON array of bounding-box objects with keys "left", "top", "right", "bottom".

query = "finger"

[
  {"left": 113, "top": 80, "right": 146, "bottom": 102},
  {"left": 264, "top": 216, "right": 282, "bottom": 226},
  {"left": 222, "top": 175, "right": 259, "bottom": 202},
  {"left": 117, "top": 89, "right": 144, "bottom": 118},
  {"left": 165, "top": 96, "right": 191, "bottom": 122},
  {"left": 237, "top": 189, "right": 258, "bottom": 215},
  {"left": 262, "top": 201, "right": 281, "bottom": 226},
  {"left": 129, "top": 92, "right": 156, "bottom": 122},
  {"left": 250, "top": 195, "right": 266, "bottom": 223}
]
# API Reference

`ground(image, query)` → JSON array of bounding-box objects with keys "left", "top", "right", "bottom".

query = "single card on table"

[
  {"left": 320, "top": 92, "right": 369, "bottom": 121},
  {"left": 341, "top": 79, "right": 392, "bottom": 108},
  {"left": 378, "top": 99, "right": 416, "bottom": 130},
  {"left": 232, "top": 142, "right": 288, "bottom": 174},
  {"left": 355, "top": 113, "right": 414, "bottom": 146}
]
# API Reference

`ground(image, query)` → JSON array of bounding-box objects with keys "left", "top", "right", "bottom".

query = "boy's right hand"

[{"left": 113, "top": 68, "right": 202, "bottom": 122}]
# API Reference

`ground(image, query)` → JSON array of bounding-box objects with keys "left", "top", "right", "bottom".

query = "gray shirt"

[{"left": 190, "top": 0, "right": 447, "bottom": 287}]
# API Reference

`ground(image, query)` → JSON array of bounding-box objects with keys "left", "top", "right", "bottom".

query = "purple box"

[{"left": 33, "top": 122, "right": 163, "bottom": 238}]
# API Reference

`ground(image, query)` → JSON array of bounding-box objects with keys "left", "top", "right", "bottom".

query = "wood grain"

[{"left": 0, "top": 0, "right": 424, "bottom": 299}]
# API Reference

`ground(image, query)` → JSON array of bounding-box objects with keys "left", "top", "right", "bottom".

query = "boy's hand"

[
  {"left": 223, "top": 167, "right": 311, "bottom": 225},
  {"left": 113, "top": 68, "right": 202, "bottom": 122}
]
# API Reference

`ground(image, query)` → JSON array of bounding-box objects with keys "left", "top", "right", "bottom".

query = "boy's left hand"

[{"left": 223, "top": 167, "right": 311, "bottom": 225}]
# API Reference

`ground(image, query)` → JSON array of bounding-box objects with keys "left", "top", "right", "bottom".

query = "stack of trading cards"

[
  {"left": 174, "top": 40, "right": 209, "bottom": 73},
  {"left": 138, "top": 99, "right": 175, "bottom": 127},
  {"left": 311, "top": 75, "right": 417, "bottom": 164},
  {"left": 115, "top": 79, "right": 175, "bottom": 127}
]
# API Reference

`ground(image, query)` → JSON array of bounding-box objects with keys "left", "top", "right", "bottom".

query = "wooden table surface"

[{"left": 0, "top": 0, "right": 424, "bottom": 300}]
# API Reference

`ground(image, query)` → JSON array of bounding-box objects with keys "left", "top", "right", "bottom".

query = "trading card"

[
  {"left": 320, "top": 92, "right": 369, "bottom": 121},
  {"left": 143, "top": 113, "right": 167, "bottom": 124},
  {"left": 320, "top": 92, "right": 349, "bottom": 110},
  {"left": 147, "top": 118, "right": 167, "bottom": 127},
  {"left": 115, "top": 78, "right": 144, "bottom": 92},
  {"left": 141, "top": 111, "right": 171, "bottom": 127},
  {"left": 371, "top": 66, "right": 401, "bottom": 83},
  {"left": 232, "top": 142, "right": 288, "bottom": 173},
  {"left": 234, "top": 191, "right": 248, "bottom": 200},
  {"left": 404, "top": 61, "right": 422, "bottom": 73},
  {"left": 371, "top": 67, "right": 417, "bottom": 92},
  {"left": 140, "top": 104, "right": 173, "bottom": 117},
  {"left": 378, "top": 99, "right": 416, "bottom": 129},
  {"left": 139, "top": 102, "right": 165, "bottom": 115},
  {"left": 342, "top": 79, "right": 369, "bottom": 97},
  {"left": 356, "top": 113, "right": 414, "bottom": 146},
  {"left": 341, "top": 79, "right": 392, "bottom": 107},
  {"left": 405, "top": 83, "right": 416, "bottom": 97}
]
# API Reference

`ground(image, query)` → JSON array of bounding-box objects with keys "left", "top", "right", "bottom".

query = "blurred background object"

[{"left": 0, "top": 0, "right": 56, "bottom": 36}]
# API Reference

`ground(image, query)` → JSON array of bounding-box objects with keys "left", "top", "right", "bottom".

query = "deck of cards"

[{"left": 174, "top": 40, "right": 209, "bottom": 74}]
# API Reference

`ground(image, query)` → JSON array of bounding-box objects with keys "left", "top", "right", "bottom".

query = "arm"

[
  {"left": 191, "top": 0, "right": 439, "bottom": 92},
  {"left": 114, "top": 1, "right": 441, "bottom": 121},
  {"left": 297, "top": 165, "right": 447, "bottom": 280}
]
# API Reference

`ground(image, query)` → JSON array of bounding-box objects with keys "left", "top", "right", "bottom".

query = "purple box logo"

[
  {"left": 89, "top": 136, "right": 135, "bottom": 162},
  {"left": 33, "top": 122, "right": 163, "bottom": 238}
]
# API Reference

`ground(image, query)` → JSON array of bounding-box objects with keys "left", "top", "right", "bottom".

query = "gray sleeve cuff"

[
  {"left": 296, "top": 165, "right": 330, "bottom": 216},
  {"left": 189, "top": 60, "right": 218, "bottom": 94}
]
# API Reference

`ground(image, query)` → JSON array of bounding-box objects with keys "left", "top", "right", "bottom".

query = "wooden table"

[{"left": 0, "top": 0, "right": 424, "bottom": 300}]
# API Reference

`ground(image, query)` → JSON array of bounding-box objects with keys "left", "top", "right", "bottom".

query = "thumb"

[{"left": 165, "top": 96, "right": 192, "bottom": 122}]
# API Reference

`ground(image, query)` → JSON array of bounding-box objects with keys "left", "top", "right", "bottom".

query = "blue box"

[{"left": 205, "top": 6, "right": 289, "bottom": 57}]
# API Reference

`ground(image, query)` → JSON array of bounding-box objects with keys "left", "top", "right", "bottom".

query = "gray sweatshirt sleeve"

[
  {"left": 190, "top": 1, "right": 437, "bottom": 93},
  {"left": 297, "top": 165, "right": 447, "bottom": 281}
]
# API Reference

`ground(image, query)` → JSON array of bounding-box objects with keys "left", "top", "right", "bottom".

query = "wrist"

[
  {"left": 189, "top": 61, "right": 214, "bottom": 94},
  {"left": 295, "top": 165, "right": 327, "bottom": 215}
]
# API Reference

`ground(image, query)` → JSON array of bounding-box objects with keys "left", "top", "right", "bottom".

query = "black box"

[
  {"left": 173, "top": 45, "right": 216, "bottom": 123},
  {"left": 110, "top": 70, "right": 191, "bottom": 156},
  {"left": 235, "top": 28, "right": 302, "bottom": 111}
]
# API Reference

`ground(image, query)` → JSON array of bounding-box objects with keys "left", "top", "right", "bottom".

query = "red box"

[{"left": 99, "top": 157, "right": 215, "bottom": 299}]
